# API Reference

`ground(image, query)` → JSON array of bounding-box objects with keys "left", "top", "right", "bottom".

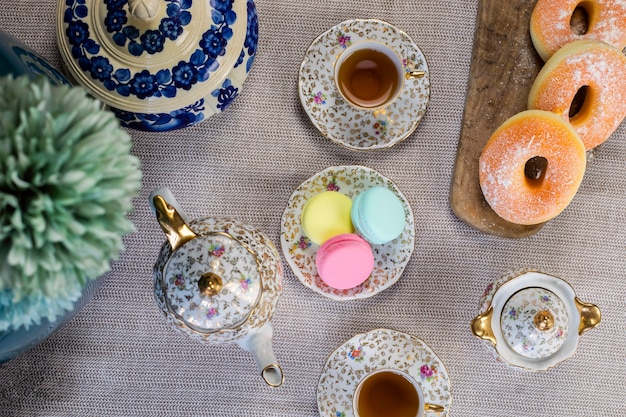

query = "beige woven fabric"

[{"left": 1, "top": 0, "right": 625, "bottom": 416}]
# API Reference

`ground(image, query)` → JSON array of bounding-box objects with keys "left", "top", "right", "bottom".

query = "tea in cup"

[
  {"left": 352, "top": 369, "right": 424, "bottom": 417},
  {"left": 334, "top": 41, "right": 422, "bottom": 110}
]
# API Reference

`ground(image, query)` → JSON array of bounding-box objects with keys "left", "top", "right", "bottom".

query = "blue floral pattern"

[
  {"left": 104, "top": 0, "right": 192, "bottom": 57},
  {"left": 63, "top": 0, "right": 237, "bottom": 100},
  {"left": 211, "top": 79, "right": 238, "bottom": 111},
  {"left": 112, "top": 99, "right": 206, "bottom": 131}
]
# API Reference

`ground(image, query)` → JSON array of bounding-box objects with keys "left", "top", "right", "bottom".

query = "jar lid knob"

[{"left": 128, "top": 0, "right": 160, "bottom": 20}]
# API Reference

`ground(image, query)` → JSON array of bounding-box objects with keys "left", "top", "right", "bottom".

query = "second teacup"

[{"left": 334, "top": 40, "right": 406, "bottom": 110}]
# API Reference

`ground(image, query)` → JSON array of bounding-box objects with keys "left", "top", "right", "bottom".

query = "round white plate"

[
  {"left": 299, "top": 19, "right": 431, "bottom": 150},
  {"left": 317, "top": 328, "right": 452, "bottom": 417},
  {"left": 280, "top": 166, "right": 415, "bottom": 300}
]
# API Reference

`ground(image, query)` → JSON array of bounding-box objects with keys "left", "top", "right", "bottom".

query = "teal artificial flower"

[{"left": 0, "top": 75, "right": 142, "bottom": 331}]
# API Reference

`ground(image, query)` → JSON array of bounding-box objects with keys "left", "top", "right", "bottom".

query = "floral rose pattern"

[
  {"left": 326, "top": 177, "right": 340, "bottom": 191},
  {"left": 334, "top": 31, "right": 352, "bottom": 48},
  {"left": 291, "top": 235, "right": 312, "bottom": 253},
  {"left": 348, "top": 346, "right": 365, "bottom": 361},
  {"left": 420, "top": 364, "right": 438, "bottom": 382},
  {"left": 310, "top": 91, "right": 327, "bottom": 106}
]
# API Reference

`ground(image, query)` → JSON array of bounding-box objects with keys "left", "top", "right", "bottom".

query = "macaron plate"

[
  {"left": 298, "top": 19, "right": 431, "bottom": 150},
  {"left": 280, "top": 166, "right": 415, "bottom": 301},
  {"left": 317, "top": 328, "right": 452, "bottom": 417}
]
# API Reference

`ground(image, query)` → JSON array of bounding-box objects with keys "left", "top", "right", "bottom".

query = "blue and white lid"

[{"left": 57, "top": 0, "right": 247, "bottom": 114}]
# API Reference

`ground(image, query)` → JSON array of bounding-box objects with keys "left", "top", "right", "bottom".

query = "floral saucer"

[
  {"left": 299, "top": 19, "right": 431, "bottom": 150},
  {"left": 317, "top": 328, "right": 451, "bottom": 417},
  {"left": 280, "top": 166, "right": 415, "bottom": 301}
]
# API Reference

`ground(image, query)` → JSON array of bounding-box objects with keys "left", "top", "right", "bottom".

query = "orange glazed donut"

[
  {"left": 528, "top": 40, "right": 626, "bottom": 150},
  {"left": 530, "top": 0, "right": 626, "bottom": 61},
  {"left": 479, "top": 110, "right": 587, "bottom": 225}
]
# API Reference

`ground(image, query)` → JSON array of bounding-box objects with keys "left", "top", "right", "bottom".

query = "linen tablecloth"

[{"left": 1, "top": 1, "right": 625, "bottom": 416}]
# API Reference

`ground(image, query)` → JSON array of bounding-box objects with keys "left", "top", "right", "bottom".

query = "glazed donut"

[
  {"left": 530, "top": 0, "right": 626, "bottom": 61},
  {"left": 479, "top": 110, "right": 587, "bottom": 225},
  {"left": 528, "top": 40, "right": 626, "bottom": 150}
]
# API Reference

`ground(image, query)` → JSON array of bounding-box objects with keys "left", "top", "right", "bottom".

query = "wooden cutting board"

[{"left": 450, "top": 0, "right": 545, "bottom": 238}]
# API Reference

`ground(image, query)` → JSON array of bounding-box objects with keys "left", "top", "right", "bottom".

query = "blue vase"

[
  {"left": 0, "top": 29, "right": 68, "bottom": 84},
  {"left": 0, "top": 279, "right": 102, "bottom": 363},
  {"left": 0, "top": 29, "right": 101, "bottom": 363}
]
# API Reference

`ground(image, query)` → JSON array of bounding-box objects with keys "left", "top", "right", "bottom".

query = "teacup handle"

[
  {"left": 424, "top": 403, "right": 446, "bottom": 413},
  {"left": 405, "top": 70, "right": 427, "bottom": 80}
]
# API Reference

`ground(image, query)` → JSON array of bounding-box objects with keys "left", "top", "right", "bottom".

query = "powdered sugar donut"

[
  {"left": 528, "top": 40, "right": 626, "bottom": 150},
  {"left": 479, "top": 110, "right": 587, "bottom": 225},
  {"left": 530, "top": 0, "right": 626, "bottom": 61}
]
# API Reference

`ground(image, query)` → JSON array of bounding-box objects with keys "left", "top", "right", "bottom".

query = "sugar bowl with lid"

[
  {"left": 149, "top": 188, "right": 284, "bottom": 387},
  {"left": 57, "top": 0, "right": 258, "bottom": 131},
  {"left": 471, "top": 270, "right": 601, "bottom": 371}
]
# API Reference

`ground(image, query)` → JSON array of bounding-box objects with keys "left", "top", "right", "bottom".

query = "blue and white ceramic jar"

[{"left": 57, "top": 0, "right": 258, "bottom": 131}]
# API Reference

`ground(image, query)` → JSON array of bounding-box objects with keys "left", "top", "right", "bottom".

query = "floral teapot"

[{"left": 149, "top": 188, "right": 284, "bottom": 387}]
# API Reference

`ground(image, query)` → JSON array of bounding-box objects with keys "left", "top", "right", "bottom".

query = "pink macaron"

[{"left": 315, "top": 233, "right": 374, "bottom": 290}]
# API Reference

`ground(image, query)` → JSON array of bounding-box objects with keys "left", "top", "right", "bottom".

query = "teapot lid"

[
  {"left": 57, "top": 0, "right": 246, "bottom": 113},
  {"left": 500, "top": 287, "right": 569, "bottom": 359},
  {"left": 161, "top": 231, "right": 262, "bottom": 332}
]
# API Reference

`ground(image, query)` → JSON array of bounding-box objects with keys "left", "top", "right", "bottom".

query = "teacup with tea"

[
  {"left": 352, "top": 368, "right": 445, "bottom": 417},
  {"left": 334, "top": 41, "right": 424, "bottom": 110}
]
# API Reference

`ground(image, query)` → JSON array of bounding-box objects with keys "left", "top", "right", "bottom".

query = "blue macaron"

[{"left": 350, "top": 186, "right": 406, "bottom": 245}]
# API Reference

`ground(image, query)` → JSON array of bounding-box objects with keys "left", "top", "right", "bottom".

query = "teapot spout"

[{"left": 237, "top": 322, "right": 284, "bottom": 387}]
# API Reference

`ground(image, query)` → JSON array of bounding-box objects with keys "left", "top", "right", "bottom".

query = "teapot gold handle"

[
  {"left": 150, "top": 188, "right": 197, "bottom": 252},
  {"left": 575, "top": 297, "right": 601, "bottom": 335},
  {"left": 471, "top": 306, "right": 496, "bottom": 345}
]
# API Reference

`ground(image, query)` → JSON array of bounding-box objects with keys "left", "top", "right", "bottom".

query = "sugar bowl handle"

[
  {"left": 575, "top": 297, "right": 601, "bottom": 335},
  {"left": 471, "top": 306, "right": 496, "bottom": 345}
]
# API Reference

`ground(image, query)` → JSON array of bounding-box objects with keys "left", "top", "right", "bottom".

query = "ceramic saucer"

[
  {"left": 299, "top": 19, "right": 431, "bottom": 150},
  {"left": 317, "top": 328, "right": 452, "bottom": 417},
  {"left": 280, "top": 166, "right": 415, "bottom": 301}
]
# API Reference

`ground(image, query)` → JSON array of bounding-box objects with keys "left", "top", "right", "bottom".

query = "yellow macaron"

[{"left": 301, "top": 191, "right": 354, "bottom": 245}]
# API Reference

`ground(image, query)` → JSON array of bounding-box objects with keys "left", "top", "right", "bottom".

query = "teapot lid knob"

[{"left": 198, "top": 272, "right": 224, "bottom": 297}]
